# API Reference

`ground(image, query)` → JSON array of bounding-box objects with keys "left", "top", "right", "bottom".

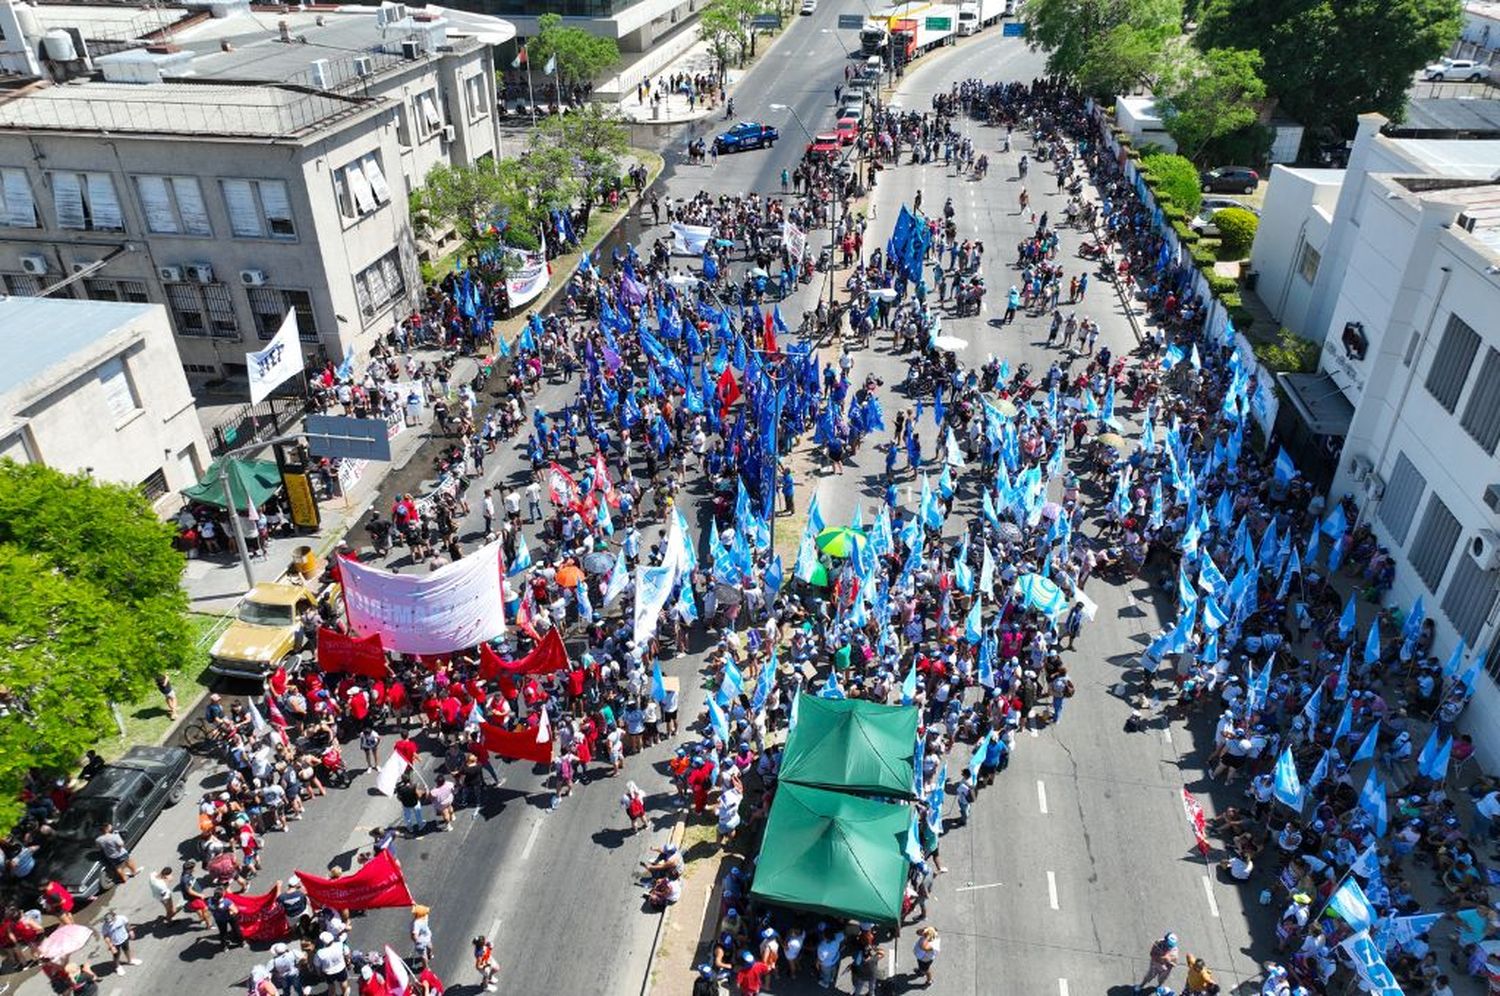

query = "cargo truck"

[
  {"left": 861, "top": 2, "right": 957, "bottom": 62},
  {"left": 956, "top": 0, "right": 1004, "bottom": 35}
]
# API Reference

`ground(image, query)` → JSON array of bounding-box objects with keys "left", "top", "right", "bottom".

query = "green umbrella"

[
  {"left": 816, "top": 527, "right": 869, "bottom": 559},
  {"left": 802, "top": 562, "right": 830, "bottom": 587}
]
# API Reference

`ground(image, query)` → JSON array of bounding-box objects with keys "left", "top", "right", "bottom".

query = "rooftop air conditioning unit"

[
  {"left": 353, "top": 54, "right": 373, "bottom": 76},
  {"left": 70, "top": 260, "right": 92, "bottom": 275},
  {"left": 442, "top": 123, "right": 455, "bottom": 142},
  {"left": 401, "top": 39, "right": 421, "bottom": 60},
  {"left": 157, "top": 265, "right": 184, "bottom": 283},
  {"left": 1485, "top": 483, "right": 1500, "bottom": 514},
  {"left": 188, "top": 263, "right": 215, "bottom": 284},
  {"left": 19, "top": 254, "right": 48, "bottom": 276},
  {"left": 1365, "top": 473, "right": 1386, "bottom": 500},
  {"left": 240, "top": 268, "right": 267, "bottom": 287},
  {"left": 1472, "top": 530, "right": 1500, "bottom": 571}
]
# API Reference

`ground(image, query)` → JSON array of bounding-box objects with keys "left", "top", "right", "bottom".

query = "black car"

[
  {"left": 40, "top": 746, "right": 191, "bottom": 900},
  {"left": 1200, "top": 166, "right": 1260, "bottom": 194}
]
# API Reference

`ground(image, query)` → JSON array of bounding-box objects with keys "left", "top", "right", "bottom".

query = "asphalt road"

[{"left": 40, "top": 25, "right": 1273, "bottom": 996}]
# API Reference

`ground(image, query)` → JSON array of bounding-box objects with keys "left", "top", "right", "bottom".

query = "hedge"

[
  {"left": 1229, "top": 305, "right": 1255, "bottom": 332},
  {"left": 1212, "top": 207, "right": 1259, "bottom": 259},
  {"left": 1140, "top": 153, "right": 1203, "bottom": 217},
  {"left": 1206, "top": 273, "right": 1239, "bottom": 295},
  {"left": 1170, "top": 219, "right": 1200, "bottom": 244}
]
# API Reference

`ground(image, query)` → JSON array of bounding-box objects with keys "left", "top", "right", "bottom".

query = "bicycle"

[{"left": 181, "top": 718, "right": 227, "bottom": 756}]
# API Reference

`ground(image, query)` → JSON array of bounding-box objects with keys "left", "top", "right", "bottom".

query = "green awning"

[
  {"left": 750, "top": 781, "right": 911, "bottom": 926},
  {"left": 181, "top": 457, "right": 282, "bottom": 512},
  {"left": 779, "top": 695, "right": 918, "bottom": 799}
]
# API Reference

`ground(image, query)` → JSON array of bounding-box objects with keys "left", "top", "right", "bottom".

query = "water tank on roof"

[{"left": 42, "top": 29, "right": 77, "bottom": 62}]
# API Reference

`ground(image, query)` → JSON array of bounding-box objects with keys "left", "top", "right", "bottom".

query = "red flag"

[
  {"left": 763, "top": 310, "right": 778, "bottom": 354},
  {"left": 225, "top": 886, "right": 289, "bottom": 941},
  {"left": 317, "top": 628, "right": 392, "bottom": 679},
  {"left": 716, "top": 369, "right": 741, "bottom": 410},
  {"left": 480, "top": 721, "right": 554, "bottom": 765},
  {"left": 268, "top": 664, "right": 289, "bottom": 698},
  {"left": 515, "top": 591, "right": 541, "bottom": 642},
  {"left": 293, "top": 850, "right": 414, "bottom": 911},
  {"left": 546, "top": 462, "right": 579, "bottom": 506},
  {"left": 1181, "top": 787, "right": 1210, "bottom": 857},
  {"left": 478, "top": 628, "right": 570, "bottom": 679},
  {"left": 417, "top": 967, "right": 445, "bottom": 994}
]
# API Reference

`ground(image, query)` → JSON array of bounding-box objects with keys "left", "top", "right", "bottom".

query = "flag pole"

[{"left": 524, "top": 47, "right": 536, "bottom": 127}]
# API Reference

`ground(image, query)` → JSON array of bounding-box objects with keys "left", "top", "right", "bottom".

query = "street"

[{"left": 38, "top": 21, "right": 1278, "bottom": 996}]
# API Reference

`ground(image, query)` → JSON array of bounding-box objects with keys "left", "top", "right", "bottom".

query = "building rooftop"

[
  {"left": 1390, "top": 135, "right": 1500, "bottom": 176},
  {"left": 0, "top": 297, "right": 153, "bottom": 400},
  {"left": 1389, "top": 98, "right": 1500, "bottom": 138}
]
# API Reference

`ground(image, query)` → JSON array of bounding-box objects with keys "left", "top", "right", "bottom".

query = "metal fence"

[{"left": 207, "top": 394, "right": 305, "bottom": 456}]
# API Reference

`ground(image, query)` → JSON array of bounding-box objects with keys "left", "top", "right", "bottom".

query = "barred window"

[
  {"left": 1425, "top": 313, "right": 1480, "bottom": 413},
  {"left": 1442, "top": 551, "right": 1500, "bottom": 645},
  {"left": 1409, "top": 494, "right": 1462, "bottom": 593},
  {"left": 1377, "top": 452, "right": 1425, "bottom": 546},
  {"left": 1459, "top": 346, "right": 1500, "bottom": 454}
]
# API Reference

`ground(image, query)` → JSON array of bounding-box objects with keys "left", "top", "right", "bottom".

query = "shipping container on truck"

[{"left": 958, "top": 0, "right": 1005, "bottom": 32}]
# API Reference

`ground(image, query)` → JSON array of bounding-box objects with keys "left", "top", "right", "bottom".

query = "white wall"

[{"left": 1249, "top": 165, "right": 1340, "bottom": 339}]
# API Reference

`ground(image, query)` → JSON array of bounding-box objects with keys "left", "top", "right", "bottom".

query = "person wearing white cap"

[
  {"left": 269, "top": 940, "right": 303, "bottom": 994},
  {"left": 314, "top": 931, "right": 350, "bottom": 996}
]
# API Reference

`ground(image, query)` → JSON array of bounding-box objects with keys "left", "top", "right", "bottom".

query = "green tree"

[
  {"left": 1210, "top": 205, "right": 1259, "bottom": 257},
  {"left": 699, "top": 0, "right": 742, "bottom": 75},
  {"left": 411, "top": 162, "right": 518, "bottom": 259},
  {"left": 1158, "top": 47, "right": 1267, "bottom": 161},
  {"left": 700, "top": 0, "right": 769, "bottom": 66},
  {"left": 1141, "top": 151, "right": 1203, "bottom": 214},
  {"left": 1196, "top": 0, "right": 1461, "bottom": 136},
  {"left": 531, "top": 12, "right": 622, "bottom": 88},
  {"left": 1023, "top": 0, "right": 1181, "bottom": 82},
  {"left": 535, "top": 103, "right": 629, "bottom": 208},
  {"left": 0, "top": 462, "right": 193, "bottom": 831}
]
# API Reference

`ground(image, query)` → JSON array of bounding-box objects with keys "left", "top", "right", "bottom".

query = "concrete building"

[
  {"left": 448, "top": 0, "right": 696, "bottom": 54},
  {"left": 1250, "top": 111, "right": 1500, "bottom": 764},
  {"left": 0, "top": 0, "right": 513, "bottom": 383},
  {"left": 1460, "top": 0, "right": 1500, "bottom": 53},
  {"left": 0, "top": 296, "right": 211, "bottom": 508}
]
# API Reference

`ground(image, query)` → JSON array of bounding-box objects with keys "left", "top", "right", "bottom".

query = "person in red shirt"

[
  {"left": 735, "top": 952, "right": 771, "bottom": 996},
  {"left": 358, "top": 963, "right": 391, "bottom": 996},
  {"left": 41, "top": 880, "right": 74, "bottom": 924}
]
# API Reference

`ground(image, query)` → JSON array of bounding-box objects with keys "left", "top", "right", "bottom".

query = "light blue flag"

[
  {"left": 1333, "top": 701, "right": 1353, "bottom": 744},
  {"left": 1364, "top": 620, "right": 1382, "bottom": 666},
  {"left": 706, "top": 696, "right": 730, "bottom": 743},
  {"left": 925, "top": 767, "right": 946, "bottom": 832},
  {"left": 919, "top": 474, "right": 944, "bottom": 529},
  {"left": 819, "top": 669, "right": 845, "bottom": 700},
  {"left": 1359, "top": 771, "right": 1389, "bottom": 836},
  {"left": 937, "top": 464, "right": 955, "bottom": 500},
  {"left": 789, "top": 692, "right": 800, "bottom": 730},
  {"left": 979, "top": 544, "right": 995, "bottom": 592},
  {"left": 1328, "top": 876, "right": 1377, "bottom": 933},
  {"left": 596, "top": 498, "right": 614, "bottom": 536},
  {"left": 750, "top": 651, "right": 776, "bottom": 714},
  {"left": 807, "top": 492, "right": 826, "bottom": 536},
  {"left": 967, "top": 733, "right": 991, "bottom": 788},
  {"left": 964, "top": 597, "right": 983, "bottom": 645},
  {"left": 1460, "top": 658, "right": 1484, "bottom": 692},
  {"left": 1273, "top": 746, "right": 1303, "bottom": 809},
  {"left": 1305, "top": 528, "right": 1320, "bottom": 567},
  {"left": 912, "top": 732, "right": 925, "bottom": 796},
  {"left": 954, "top": 536, "right": 973, "bottom": 593},
  {"left": 508, "top": 532, "right": 532, "bottom": 575},
  {"left": 1443, "top": 639, "right": 1466, "bottom": 678},
  {"left": 765, "top": 554, "right": 784, "bottom": 595},
  {"left": 1339, "top": 596, "right": 1358, "bottom": 640},
  {"left": 1322, "top": 502, "right": 1348, "bottom": 540},
  {"left": 1335, "top": 649, "right": 1351, "bottom": 700},
  {"left": 944, "top": 427, "right": 966, "bottom": 467},
  {"left": 604, "top": 546, "right": 630, "bottom": 604},
  {"left": 1301, "top": 686, "right": 1323, "bottom": 727},
  {"left": 1274, "top": 447, "right": 1296, "bottom": 486},
  {"left": 1387, "top": 912, "right": 1445, "bottom": 953},
  {"left": 577, "top": 583, "right": 594, "bottom": 623},
  {"left": 715, "top": 660, "right": 743, "bottom": 710},
  {"left": 904, "top": 810, "right": 926, "bottom": 864},
  {"left": 651, "top": 660, "right": 667, "bottom": 702},
  {"left": 1421, "top": 735, "right": 1453, "bottom": 781},
  {"left": 1201, "top": 595, "right": 1228, "bottom": 632},
  {"left": 901, "top": 663, "right": 918, "bottom": 704},
  {"left": 795, "top": 530, "right": 819, "bottom": 583},
  {"left": 1403, "top": 596, "right": 1426, "bottom": 643},
  {"left": 1307, "top": 749, "right": 1332, "bottom": 792},
  {"left": 1352, "top": 721, "right": 1381, "bottom": 763},
  {"left": 1258, "top": 518, "right": 1279, "bottom": 565},
  {"left": 1278, "top": 546, "right": 1301, "bottom": 599},
  {"left": 977, "top": 636, "right": 996, "bottom": 688},
  {"left": 1415, "top": 726, "right": 1441, "bottom": 774},
  {"left": 1351, "top": 843, "right": 1381, "bottom": 880}
]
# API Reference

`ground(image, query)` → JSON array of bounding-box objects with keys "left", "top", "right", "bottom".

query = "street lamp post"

[{"left": 770, "top": 103, "right": 850, "bottom": 336}]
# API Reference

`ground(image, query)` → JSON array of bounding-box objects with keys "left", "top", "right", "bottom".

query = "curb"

[{"left": 640, "top": 816, "right": 689, "bottom": 996}]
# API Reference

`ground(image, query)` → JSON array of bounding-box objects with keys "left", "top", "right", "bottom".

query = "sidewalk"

[{"left": 616, "top": 25, "right": 798, "bottom": 125}]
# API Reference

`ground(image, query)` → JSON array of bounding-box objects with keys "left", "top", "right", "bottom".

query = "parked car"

[
  {"left": 713, "top": 121, "right": 779, "bottom": 153},
  {"left": 1199, "top": 166, "right": 1260, "bottom": 194},
  {"left": 209, "top": 580, "right": 329, "bottom": 680},
  {"left": 838, "top": 104, "right": 865, "bottom": 126},
  {"left": 800, "top": 0, "right": 817, "bottom": 13},
  {"left": 1191, "top": 197, "right": 1260, "bottom": 236},
  {"left": 806, "top": 133, "right": 841, "bottom": 160},
  {"left": 1422, "top": 57, "right": 1488, "bottom": 82},
  {"left": 39, "top": 747, "right": 191, "bottom": 901},
  {"left": 835, "top": 117, "right": 859, "bottom": 144}
]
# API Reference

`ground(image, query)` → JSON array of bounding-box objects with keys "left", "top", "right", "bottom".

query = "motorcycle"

[
  {"left": 1078, "top": 240, "right": 1109, "bottom": 260},
  {"left": 815, "top": 246, "right": 833, "bottom": 272}
]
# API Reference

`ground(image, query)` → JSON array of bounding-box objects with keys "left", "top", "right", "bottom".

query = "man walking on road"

[{"left": 1136, "top": 932, "right": 1180, "bottom": 991}]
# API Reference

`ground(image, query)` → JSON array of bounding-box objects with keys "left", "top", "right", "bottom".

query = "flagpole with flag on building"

[{"left": 512, "top": 44, "right": 535, "bottom": 126}]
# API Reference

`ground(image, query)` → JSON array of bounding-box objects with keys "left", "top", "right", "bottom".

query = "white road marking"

[
  {"left": 1046, "top": 870, "right": 1059, "bottom": 909},
  {"left": 1036, "top": 779, "right": 1048, "bottom": 814},
  {"left": 486, "top": 914, "right": 503, "bottom": 940},
  {"left": 521, "top": 818, "right": 544, "bottom": 861},
  {"left": 1201, "top": 875, "right": 1220, "bottom": 917},
  {"left": 954, "top": 881, "right": 1004, "bottom": 892},
  {"left": 1059, "top": 980, "right": 1070, "bottom": 996}
]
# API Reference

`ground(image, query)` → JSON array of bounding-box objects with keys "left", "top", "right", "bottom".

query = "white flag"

[
  {"left": 245, "top": 310, "right": 301, "bottom": 405},
  {"left": 536, "top": 708, "right": 551, "bottom": 743},
  {"left": 544, "top": 53, "right": 557, "bottom": 75},
  {"left": 633, "top": 564, "right": 676, "bottom": 647},
  {"left": 374, "top": 750, "right": 410, "bottom": 796}
]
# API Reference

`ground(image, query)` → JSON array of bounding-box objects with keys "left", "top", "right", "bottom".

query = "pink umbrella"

[
  {"left": 1040, "top": 502, "right": 1064, "bottom": 520},
  {"left": 37, "top": 923, "right": 92, "bottom": 962}
]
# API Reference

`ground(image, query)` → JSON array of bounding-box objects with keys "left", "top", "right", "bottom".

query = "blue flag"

[
  {"left": 706, "top": 696, "right": 730, "bottom": 743},
  {"left": 1352, "top": 721, "right": 1380, "bottom": 763},
  {"left": 651, "top": 660, "right": 667, "bottom": 702},
  {"left": 1339, "top": 596, "right": 1358, "bottom": 640},
  {"left": 819, "top": 669, "right": 845, "bottom": 700},
  {"left": 1359, "top": 771, "right": 1388, "bottom": 836},
  {"left": 1273, "top": 745, "right": 1303, "bottom": 809},
  {"left": 1364, "top": 620, "right": 1382, "bottom": 666},
  {"left": 964, "top": 597, "right": 983, "bottom": 644},
  {"left": 1328, "top": 875, "right": 1377, "bottom": 932}
]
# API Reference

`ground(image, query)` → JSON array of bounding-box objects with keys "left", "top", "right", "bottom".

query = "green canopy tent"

[
  {"left": 779, "top": 695, "right": 918, "bottom": 800},
  {"left": 749, "top": 781, "right": 911, "bottom": 926},
  {"left": 181, "top": 457, "right": 282, "bottom": 512}
]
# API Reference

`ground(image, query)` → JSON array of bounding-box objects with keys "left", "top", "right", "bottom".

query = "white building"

[
  {"left": 1460, "top": 0, "right": 1500, "bottom": 52},
  {"left": 1115, "top": 97, "right": 1177, "bottom": 154},
  {"left": 0, "top": 0, "right": 512, "bottom": 384},
  {"left": 0, "top": 296, "right": 211, "bottom": 508},
  {"left": 1251, "top": 112, "right": 1500, "bottom": 764}
]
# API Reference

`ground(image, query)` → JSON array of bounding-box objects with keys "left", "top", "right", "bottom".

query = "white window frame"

[
  {"left": 464, "top": 74, "right": 488, "bottom": 121},
  {"left": 96, "top": 355, "right": 141, "bottom": 423},
  {"left": 334, "top": 153, "right": 391, "bottom": 221},
  {"left": 134, "top": 175, "right": 211, "bottom": 236},
  {"left": 220, "top": 178, "right": 296, "bottom": 241}
]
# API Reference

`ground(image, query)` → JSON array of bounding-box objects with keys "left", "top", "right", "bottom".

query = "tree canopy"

[
  {"left": 530, "top": 13, "right": 621, "bottom": 86},
  {"left": 1159, "top": 47, "right": 1267, "bottom": 161},
  {"left": 1196, "top": 0, "right": 1462, "bottom": 135},
  {"left": 1022, "top": 0, "right": 1181, "bottom": 83},
  {"left": 0, "top": 461, "right": 193, "bottom": 831},
  {"left": 700, "top": 0, "right": 771, "bottom": 66},
  {"left": 534, "top": 104, "right": 630, "bottom": 205}
]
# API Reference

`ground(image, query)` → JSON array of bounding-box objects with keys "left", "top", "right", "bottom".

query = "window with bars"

[
  {"left": 1378, "top": 452, "right": 1426, "bottom": 546},
  {"left": 1459, "top": 346, "right": 1500, "bottom": 455},
  {"left": 139, "top": 467, "right": 168, "bottom": 501},
  {"left": 134, "top": 175, "right": 211, "bottom": 236},
  {"left": 1425, "top": 313, "right": 1481, "bottom": 413},
  {"left": 354, "top": 249, "right": 406, "bottom": 317},
  {"left": 49, "top": 171, "right": 124, "bottom": 231},
  {"left": 333, "top": 153, "right": 392, "bottom": 220},
  {"left": 3, "top": 273, "right": 41, "bottom": 296},
  {"left": 0, "top": 168, "right": 37, "bottom": 228},
  {"left": 1442, "top": 551, "right": 1500, "bottom": 645},
  {"left": 248, "top": 286, "right": 319, "bottom": 342},
  {"left": 220, "top": 178, "right": 296, "bottom": 240},
  {"left": 1409, "top": 493, "right": 1462, "bottom": 592},
  {"left": 166, "top": 283, "right": 238, "bottom": 338},
  {"left": 84, "top": 278, "right": 149, "bottom": 303}
]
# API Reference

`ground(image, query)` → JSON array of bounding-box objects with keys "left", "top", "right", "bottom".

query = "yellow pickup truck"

[{"left": 209, "top": 580, "right": 336, "bottom": 680}]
